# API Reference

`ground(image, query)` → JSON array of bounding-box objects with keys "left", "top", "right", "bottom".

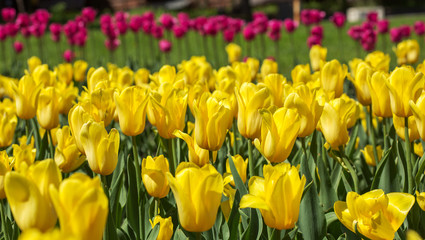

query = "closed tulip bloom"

[
  {"left": 245, "top": 57, "right": 260, "bottom": 81},
  {"left": 410, "top": 92, "right": 425, "bottom": 140},
  {"left": 291, "top": 64, "right": 312, "bottom": 84},
  {"left": 114, "top": 86, "right": 149, "bottom": 136},
  {"left": 361, "top": 145, "right": 383, "bottom": 166},
  {"left": 254, "top": 107, "right": 301, "bottom": 163},
  {"left": 233, "top": 62, "right": 253, "bottom": 84},
  {"left": 334, "top": 190, "right": 414, "bottom": 240},
  {"left": 0, "top": 109, "right": 17, "bottom": 148},
  {"left": 73, "top": 60, "right": 88, "bottom": 82},
  {"left": 173, "top": 129, "right": 216, "bottom": 167},
  {"left": 225, "top": 43, "right": 241, "bottom": 64},
  {"left": 87, "top": 67, "right": 108, "bottom": 93},
  {"left": 320, "top": 98, "right": 358, "bottom": 149},
  {"left": 368, "top": 71, "right": 392, "bottom": 117},
  {"left": 56, "top": 81, "right": 78, "bottom": 115},
  {"left": 365, "top": 51, "right": 390, "bottom": 72},
  {"left": 0, "top": 151, "right": 13, "bottom": 199},
  {"left": 55, "top": 63, "right": 73, "bottom": 85},
  {"left": 134, "top": 68, "right": 150, "bottom": 86},
  {"left": 150, "top": 216, "right": 173, "bottom": 240},
  {"left": 309, "top": 45, "right": 327, "bottom": 72},
  {"left": 393, "top": 115, "right": 419, "bottom": 142},
  {"left": 49, "top": 173, "right": 108, "bottom": 240},
  {"left": 55, "top": 126, "right": 86, "bottom": 173},
  {"left": 5, "top": 159, "right": 61, "bottom": 231},
  {"left": 394, "top": 39, "right": 420, "bottom": 65},
  {"left": 235, "top": 82, "right": 272, "bottom": 140},
  {"left": 11, "top": 75, "right": 42, "bottom": 119},
  {"left": 79, "top": 120, "right": 119, "bottom": 175},
  {"left": 416, "top": 191, "right": 425, "bottom": 211},
  {"left": 320, "top": 60, "right": 348, "bottom": 98},
  {"left": 148, "top": 84, "right": 188, "bottom": 139},
  {"left": 240, "top": 162, "right": 306, "bottom": 230},
  {"left": 385, "top": 66, "right": 424, "bottom": 117},
  {"left": 193, "top": 92, "right": 233, "bottom": 151},
  {"left": 13, "top": 136, "right": 36, "bottom": 171},
  {"left": 259, "top": 74, "right": 288, "bottom": 108},
  {"left": 68, "top": 104, "right": 93, "bottom": 154},
  {"left": 27, "top": 56, "right": 42, "bottom": 73},
  {"left": 32, "top": 65, "right": 55, "bottom": 87},
  {"left": 87, "top": 88, "right": 117, "bottom": 127},
  {"left": 260, "top": 59, "right": 278, "bottom": 80},
  {"left": 349, "top": 62, "right": 373, "bottom": 106},
  {"left": 166, "top": 162, "right": 223, "bottom": 232},
  {"left": 224, "top": 154, "right": 248, "bottom": 186},
  {"left": 37, "top": 87, "right": 60, "bottom": 130},
  {"left": 142, "top": 155, "right": 170, "bottom": 198},
  {"left": 294, "top": 84, "right": 324, "bottom": 133}
]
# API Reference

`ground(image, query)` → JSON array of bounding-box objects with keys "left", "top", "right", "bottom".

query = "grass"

[{"left": 1, "top": 13, "right": 425, "bottom": 79}]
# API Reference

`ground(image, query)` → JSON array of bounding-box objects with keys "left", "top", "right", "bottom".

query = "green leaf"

[
  {"left": 227, "top": 191, "right": 241, "bottom": 240},
  {"left": 36, "top": 130, "right": 49, "bottom": 160},
  {"left": 415, "top": 152, "right": 425, "bottom": 189},
  {"left": 126, "top": 155, "right": 140, "bottom": 239},
  {"left": 228, "top": 154, "right": 248, "bottom": 196},
  {"left": 370, "top": 146, "right": 393, "bottom": 190},
  {"left": 346, "top": 123, "right": 359, "bottom": 158},
  {"left": 317, "top": 149, "right": 338, "bottom": 211},
  {"left": 146, "top": 223, "right": 160, "bottom": 240},
  {"left": 242, "top": 209, "right": 263, "bottom": 240},
  {"left": 325, "top": 212, "right": 338, "bottom": 227},
  {"left": 173, "top": 227, "right": 189, "bottom": 240}
]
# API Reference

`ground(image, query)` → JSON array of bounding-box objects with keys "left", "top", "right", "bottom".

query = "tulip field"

[{"left": 2, "top": 5, "right": 425, "bottom": 240}]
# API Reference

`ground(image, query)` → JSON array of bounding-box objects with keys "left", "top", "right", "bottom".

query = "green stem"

[
  {"left": 47, "top": 130, "right": 55, "bottom": 158},
  {"left": 383, "top": 117, "right": 389, "bottom": 150},
  {"left": 131, "top": 136, "right": 142, "bottom": 198},
  {"left": 339, "top": 146, "right": 359, "bottom": 193},
  {"left": 232, "top": 121, "right": 238, "bottom": 155},
  {"left": 154, "top": 198, "right": 160, "bottom": 216},
  {"left": 247, "top": 138, "right": 255, "bottom": 178},
  {"left": 405, "top": 117, "right": 413, "bottom": 194},
  {"left": 100, "top": 175, "right": 110, "bottom": 240},
  {"left": 25, "top": 119, "right": 30, "bottom": 137},
  {"left": 365, "top": 106, "right": 380, "bottom": 166},
  {"left": 271, "top": 228, "right": 281, "bottom": 240},
  {"left": 196, "top": 232, "right": 202, "bottom": 240},
  {"left": 0, "top": 200, "right": 8, "bottom": 240},
  {"left": 167, "top": 138, "right": 176, "bottom": 174},
  {"left": 301, "top": 137, "right": 308, "bottom": 158}
]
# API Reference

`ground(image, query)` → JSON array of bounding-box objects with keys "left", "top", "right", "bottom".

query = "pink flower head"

[
  {"left": 159, "top": 13, "right": 175, "bottom": 30},
  {"left": 400, "top": 25, "right": 411, "bottom": 38},
  {"left": 16, "top": 13, "right": 30, "bottom": 28},
  {"left": 390, "top": 27, "right": 402, "bottom": 43},
  {"left": 0, "top": 25, "right": 7, "bottom": 41},
  {"left": 377, "top": 20, "right": 389, "bottom": 34},
  {"left": 172, "top": 25, "right": 186, "bottom": 38},
  {"left": 361, "top": 29, "right": 377, "bottom": 51},
  {"left": 311, "top": 25, "right": 323, "bottom": 38},
  {"left": 223, "top": 29, "right": 235, "bottom": 42},
  {"left": 142, "top": 11, "right": 155, "bottom": 22},
  {"left": 347, "top": 25, "right": 363, "bottom": 41},
  {"left": 414, "top": 21, "right": 425, "bottom": 36},
  {"left": 252, "top": 12, "right": 268, "bottom": 34},
  {"left": 283, "top": 18, "right": 297, "bottom": 33},
  {"left": 228, "top": 18, "right": 244, "bottom": 33},
  {"left": 366, "top": 12, "right": 378, "bottom": 24},
  {"left": 362, "top": 21, "right": 374, "bottom": 31},
  {"left": 49, "top": 23, "right": 62, "bottom": 35},
  {"left": 159, "top": 39, "right": 172, "bottom": 53},
  {"left": 268, "top": 19, "right": 282, "bottom": 33},
  {"left": 129, "top": 16, "right": 143, "bottom": 32},
  {"left": 29, "top": 23, "right": 47, "bottom": 38},
  {"left": 243, "top": 25, "right": 256, "bottom": 41},
  {"left": 151, "top": 25, "right": 164, "bottom": 39},
  {"left": 253, "top": 12, "right": 268, "bottom": 22},
  {"left": 116, "top": 20, "right": 128, "bottom": 35},
  {"left": 13, "top": 41, "right": 23, "bottom": 53},
  {"left": 301, "top": 9, "right": 325, "bottom": 26},
  {"left": 142, "top": 21, "right": 153, "bottom": 34},
  {"left": 215, "top": 15, "right": 229, "bottom": 31},
  {"left": 5, "top": 23, "right": 18, "bottom": 37},
  {"left": 330, "top": 12, "right": 346, "bottom": 28},
  {"left": 100, "top": 14, "right": 113, "bottom": 25},
  {"left": 1, "top": 8, "right": 16, "bottom": 22},
  {"left": 33, "top": 9, "right": 50, "bottom": 25},
  {"left": 74, "top": 30, "right": 87, "bottom": 47},
  {"left": 20, "top": 27, "right": 31, "bottom": 38},
  {"left": 267, "top": 31, "right": 280, "bottom": 41},
  {"left": 307, "top": 35, "right": 322, "bottom": 48},
  {"left": 114, "top": 11, "right": 129, "bottom": 23},
  {"left": 204, "top": 20, "right": 218, "bottom": 36},
  {"left": 105, "top": 38, "right": 120, "bottom": 51},
  {"left": 177, "top": 12, "right": 190, "bottom": 24},
  {"left": 81, "top": 7, "right": 97, "bottom": 23},
  {"left": 63, "top": 49, "right": 75, "bottom": 62},
  {"left": 194, "top": 16, "right": 208, "bottom": 34}
]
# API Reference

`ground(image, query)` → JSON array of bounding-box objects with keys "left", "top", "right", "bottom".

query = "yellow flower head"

[
  {"left": 225, "top": 43, "right": 242, "bottom": 64},
  {"left": 394, "top": 39, "right": 420, "bottom": 65},
  {"left": 55, "top": 126, "right": 86, "bottom": 173},
  {"left": 150, "top": 216, "right": 173, "bottom": 240},
  {"left": 309, "top": 45, "right": 327, "bottom": 72},
  {"left": 142, "top": 155, "right": 170, "bottom": 198}
]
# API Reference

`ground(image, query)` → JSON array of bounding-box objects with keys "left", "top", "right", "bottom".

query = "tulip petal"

[{"left": 239, "top": 194, "right": 271, "bottom": 212}]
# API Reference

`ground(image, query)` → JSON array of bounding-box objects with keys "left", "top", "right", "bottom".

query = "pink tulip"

[
  {"left": 142, "top": 21, "right": 153, "bottom": 34},
  {"left": 20, "top": 27, "right": 31, "bottom": 38},
  {"left": 81, "top": 7, "right": 97, "bottom": 23},
  {"left": 268, "top": 19, "right": 282, "bottom": 33},
  {"left": 172, "top": 25, "right": 186, "bottom": 38},
  {"left": 115, "top": 11, "right": 129, "bottom": 23},
  {"left": 151, "top": 25, "right": 164, "bottom": 39},
  {"left": 311, "top": 25, "right": 323, "bottom": 38},
  {"left": 0, "top": 25, "right": 7, "bottom": 41},
  {"left": 400, "top": 25, "right": 411, "bottom": 38},
  {"left": 223, "top": 29, "right": 235, "bottom": 42},
  {"left": 307, "top": 35, "right": 322, "bottom": 48},
  {"left": 301, "top": 9, "right": 325, "bottom": 26},
  {"left": 32, "top": 9, "right": 50, "bottom": 25},
  {"left": 377, "top": 20, "right": 389, "bottom": 34},
  {"left": 204, "top": 20, "right": 218, "bottom": 36},
  {"left": 129, "top": 16, "right": 143, "bottom": 32},
  {"left": 159, "top": 39, "right": 172, "bottom": 53},
  {"left": 159, "top": 13, "right": 175, "bottom": 30},
  {"left": 267, "top": 31, "right": 280, "bottom": 41},
  {"left": 347, "top": 25, "right": 363, "bottom": 41},
  {"left": 361, "top": 29, "right": 376, "bottom": 51},
  {"left": 63, "top": 49, "right": 75, "bottom": 62},
  {"left": 366, "top": 12, "right": 378, "bottom": 24},
  {"left": 1, "top": 8, "right": 16, "bottom": 22},
  {"left": 29, "top": 23, "right": 47, "bottom": 38},
  {"left": 116, "top": 20, "right": 128, "bottom": 35},
  {"left": 414, "top": 21, "right": 425, "bottom": 36},
  {"left": 5, "top": 23, "right": 18, "bottom": 37},
  {"left": 390, "top": 27, "right": 402, "bottom": 43},
  {"left": 142, "top": 11, "right": 155, "bottom": 22},
  {"left": 105, "top": 38, "right": 120, "bottom": 51},
  {"left": 243, "top": 25, "right": 256, "bottom": 41},
  {"left": 16, "top": 13, "right": 30, "bottom": 28},
  {"left": 283, "top": 18, "right": 297, "bottom": 33},
  {"left": 330, "top": 12, "right": 346, "bottom": 28},
  {"left": 252, "top": 12, "right": 268, "bottom": 34},
  {"left": 13, "top": 41, "right": 23, "bottom": 53}
]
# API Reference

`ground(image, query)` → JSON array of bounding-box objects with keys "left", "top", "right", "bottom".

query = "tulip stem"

[
  {"left": 405, "top": 118, "right": 413, "bottom": 194},
  {"left": 0, "top": 200, "right": 8, "bottom": 240},
  {"left": 232, "top": 122, "right": 238, "bottom": 155},
  {"left": 383, "top": 117, "right": 389, "bottom": 150},
  {"left": 131, "top": 136, "right": 142, "bottom": 199},
  {"left": 167, "top": 138, "right": 176, "bottom": 175},
  {"left": 365, "top": 106, "right": 379, "bottom": 166},
  {"left": 47, "top": 130, "right": 55, "bottom": 158},
  {"left": 154, "top": 198, "right": 160, "bottom": 216},
  {"left": 25, "top": 119, "right": 30, "bottom": 137},
  {"left": 271, "top": 228, "right": 281, "bottom": 240},
  {"left": 247, "top": 138, "right": 255, "bottom": 178},
  {"left": 339, "top": 146, "right": 359, "bottom": 193},
  {"left": 195, "top": 232, "right": 202, "bottom": 240}
]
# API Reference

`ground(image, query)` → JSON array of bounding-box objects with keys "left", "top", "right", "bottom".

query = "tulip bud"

[
  {"left": 27, "top": 56, "right": 42, "bottom": 73},
  {"left": 309, "top": 45, "right": 327, "bottom": 72},
  {"left": 73, "top": 60, "right": 88, "bottom": 82},
  {"left": 13, "top": 136, "right": 36, "bottom": 171},
  {"left": 11, "top": 75, "right": 42, "bottom": 120},
  {"left": 320, "top": 60, "right": 348, "bottom": 98},
  {"left": 225, "top": 43, "right": 241, "bottom": 64},
  {"left": 37, "top": 87, "right": 60, "bottom": 130},
  {"left": 0, "top": 108, "right": 17, "bottom": 148},
  {"left": 365, "top": 51, "right": 390, "bottom": 72},
  {"left": 394, "top": 39, "right": 420, "bottom": 65},
  {"left": 349, "top": 62, "right": 373, "bottom": 106},
  {"left": 361, "top": 145, "right": 383, "bottom": 166},
  {"left": 368, "top": 71, "right": 392, "bottom": 118},
  {"left": 55, "top": 126, "right": 86, "bottom": 173},
  {"left": 224, "top": 154, "right": 248, "bottom": 186},
  {"left": 0, "top": 151, "right": 13, "bottom": 199},
  {"left": 142, "top": 155, "right": 170, "bottom": 199},
  {"left": 291, "top": 64, "right": 312, "bottom": 84},
  {"left": 150, "top": 216, "right": 173, "bottom": 240}
]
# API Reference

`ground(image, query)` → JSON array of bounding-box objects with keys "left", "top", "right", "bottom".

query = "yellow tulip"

[
  {"left": 221, "top": 184, "right": 236, "bottom": 221},
  {"left": 19, "top": 228, "right": 77, "bottom": 240},
  {"left": 27, "top": 56, "right": 42, "bottom": 73},
  {"left": 414, "top": 142, "right": 423, "bottom": 157},
  {"left": 86, "top": 87, "right": 117, "bottom": 127},
  {"left": 225, "top": 43, "right": 242, "bottom": 64},
  {"left": 309, "top": 45, "right": 327, "bottom": 72},
  {"left": 68, "top": 104, "right": 93, "bottom": 154},
  {"left": 235, "top": 82, "right": 271, "bottom": 140},
  {"left": 114, "top": 86, "right": 149, "bottom": 136},
  {"left": 73, "top": 60, "right": 88, "bottom": 82},
  {"left": 0, "top": 108, "right": 17, "bottom": 148},
  {"left": 258, "top": 74, "right": 288, "bottom": 108},
  {"left": 294, "top": 84, "right": 324, "bottom": 135},
  {"left": 49, "top": 173, "right": 108, "bottom": 240},
  {"left": 240, "top": 162, "right": 306, "bottom": 230},
  {"left": 393, "top": 114, "right": 419, "bottom": 142},
  {"left": 142, "top": 155, "right": 170, "bottom": 199},
  {"left": 192, "top": 92, "right": 232, "bottom": 151},
  {"left": 150, "top": 216, "right": 173, "bottom": 240},
  {"left": 320, "top": 98, "right": 358, "bottom": 149},
  {"left": 260, "top": 59, "right": 278, "bottom": 80},
  {"left": 232, "top": 62, "right": 253, "bottom": 85},
  {"left": 87, "top": 67, "right": 108, "bottom": 93},
  {"left": 368, "top": 71, "right": 392, "bottom": 118},
  {"left": 55, "top": 63, "right": 73, "bottom": 85},
  {"left": 394, "top": 39, "right": 420, "bottom": 65},
  {"left": 37, "top": 87, "right": 60, "bottom": 130},
  {"left": 254, "top": 107, "right": 300, "bottom": 163},
  {"left": 385, "top": 66, "right": 424, "bottom": 117},
  {"left": 409, "top": 91, "right": 425, "bottom": 140},
  {"left": 32, "top": 64, "right": 55, "bottom": 87},
  {"left": 245, "top": 57, "right": 260, "bottom": 81},
  {"left": 224, "top": 154, "right": 248, "bottom": 186},
  {"left": 166, "top": 162, "right": 223, "bottom": 232},
  {"left": 13, "top": 136, "right": 36, "bottom": 171},
  {"left": 365, "top": 51, "right": 390, "bottom": 72},
  {"left": 291, "top": 64, "right": 312, "bottom": 84},
  {"left": 11, "top": 75, "right": 42, "bottom": 119},
  {"left": 0, "top": 151, "right": 13, "bottom": 199},
  {"left": 111, "top": 66, "right": 134, "bottom": 91},
  {"left": 407, "top": 230, "right": 424, "bottom": 240},
  {"left": 55, "top": 126, "right": 86, "bottom": 173},
  {"left": 5, "top": 159, "right": 61, "bottom": 231},
  {"left": 360, "top": 145, "right": 382, "bottom": 166},
  {"left": 320, "top": 60, "right": 348, "bottom": 98},
  {"left": 56, "top": 81, "right": 78, "bottom": 115},
  {"left": 349, "top": 62, "right": 373, "bottom": 106},
  {"left": 212, "top": 89, "right": 238, "bottom": 119},
  {"left": 334, "top": 189, "right": 414, "bottom": 240},
  {"left": 147, "top": 83, "right": 188, "bottom": 139},
  {"left": 134, "top": 68, "right": 150, "bottom": 86},
  {"left": 79, "top": 120, "right": 119, "bottom": 175}
]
